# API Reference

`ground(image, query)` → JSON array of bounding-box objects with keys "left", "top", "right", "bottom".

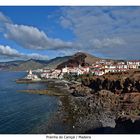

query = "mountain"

[
  {"left": 0, "top": 52, "right": 114, "bottom": 71},
  {"left": 9, "top": 60, "right": 46, "bottom": 71},
  {"left": 57, "top": 52, "right": 101, "bottom": 69},
  {"left": 0, "top": 56, "right": 70, "bottom": 71},
  {"left": 0, "top": 60, "right": 25, "bottom": 71}
]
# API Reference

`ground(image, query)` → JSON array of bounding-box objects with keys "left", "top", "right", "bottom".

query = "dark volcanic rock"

[
  {"left": 85, "top": 117, "right": 140, "bottom": 134},
  {"left": 57, "top": 92, "right": 120, "bottom": 133},
  {"left": 57, "top": 85, "right": 140, "bottom": 133},
  {"left": 70, "top": 84, "right": 92, "bottom": 97}
]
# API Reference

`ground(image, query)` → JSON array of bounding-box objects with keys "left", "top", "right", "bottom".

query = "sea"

[{"left": 0, "top": 71, "right": 59, "bottom": 134}]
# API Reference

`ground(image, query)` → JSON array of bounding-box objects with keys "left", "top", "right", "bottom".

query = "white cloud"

[
  {"left": 24, "top": 53, "right": 48, "bottom": 60},
  {"left": 0, "top": 45, "right": 48, "bottom": 60},
  {"left": 0, "top": 11, "right": 75, "bottom": 51},
  {"left": 0, "top": 12, "right": 11, "bottom": 24},
  {"left": 91, "top": 38, "right": 126, "bottom": 49},
  {"left": 59, "top": 16, "right": 73, "bottom": 29},
  {"left": 59, "top": 7, "right": 140, "bottom": 59},
  {"left": 1, "top": 8, "right": 140, "bottom": 60},
  {"left": 0, "top": 45, "right": 20, "bottom": 57},
  {"left": 4, "top": 23, "right": 74, "bottom": 50}
]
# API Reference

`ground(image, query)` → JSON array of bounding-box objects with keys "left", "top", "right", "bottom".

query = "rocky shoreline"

[
  {"left": 53, "top": 89, "right": 140, "bottom": 134},
  {"left": 47, "top": 74, "right": 140, "bottom": 134},
  {"left": 16, "top": 73, "right": 140, "bottom": 134}
]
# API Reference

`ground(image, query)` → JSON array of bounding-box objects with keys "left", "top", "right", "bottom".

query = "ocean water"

[{"left": 0, "top": 71, "right": 58, "bottom": 134}]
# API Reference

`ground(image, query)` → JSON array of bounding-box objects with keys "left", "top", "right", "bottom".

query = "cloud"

[
  {"left": 24, "top": 53, "right": 48, "bottom": 60},
  {"left": 0, "top": 11, "right": 75, "bottom": 51},
  {"left": 0, "top": 45, "right": 48, "bottom": 60},
  {"left": 0, "top": 12, "right": 12, "bottom": 32},
  {"left": 59, "top": 7, "right": 140, "bottom": 59},
  {"left": 91, "top": 37, "right": 126, "bottom": 49},
  {"left": 0, "top": 7, "right": 140, "bottom": 60},
  {"left": 0, "top": 11, "right": 75, "bottom": 60},
  {"left": 4, "top": 23, "right": 74, "bottom": 50},
  {"left": 59, "top": 16, "right": 73, "bottom": 29},
  {"left": 58, "top": 49, "right": 78, "bottom": 56},
  {"left": 0, "top": 45, "right": 20, "bottom": 57},
  {"left": 0, "top": 12, "right": 11, "bottom": 24}
]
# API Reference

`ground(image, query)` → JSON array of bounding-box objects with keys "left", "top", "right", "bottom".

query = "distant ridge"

[
  {"left": 9, "top": 59, "right": 45, "bottom": 71},
  {"left": 0, "top": 56, "right": 70, "bottom": 71}
]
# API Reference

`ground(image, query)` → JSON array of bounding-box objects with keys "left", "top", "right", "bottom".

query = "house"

[
  {"left": 82, "top": 66, "right": 90, "bottom": 73},
  {"left": 41, "top": 69, "right": 62, "bottom": 79},
  {"left": 51, "top": 69, "right": 61, "bottom": 78},
  {"left": 94, "top": 70, "right": 105, "bottom": 76},
  {"left": 25, "top": 70, "right": 41, "bottom": 81},
  {"left": 127, "top": 61, "right": 140, "bottom": 69},
  {"left": 118, "top": 61, "right": 125, "bottom": 65},
  {"left": 40, "top": 72, "right": 50, "bottom": 79},
  {"left": 116, "top": 64, "right": 128, "bottom": 69},
  {"left": 61, "top": 65, "right": 89, "bottom": 76},
  {"left": 62, "top": 66, "right": 69, "bottom": 73}
]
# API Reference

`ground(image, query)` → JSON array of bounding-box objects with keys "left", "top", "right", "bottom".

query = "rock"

[{"left": 71, "top": 84, "right": 92, "bottom": 97}]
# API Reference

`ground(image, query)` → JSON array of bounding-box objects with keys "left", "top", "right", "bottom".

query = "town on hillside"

[{"left": 24, "top": 60, "right": 140, "bottom": 81}]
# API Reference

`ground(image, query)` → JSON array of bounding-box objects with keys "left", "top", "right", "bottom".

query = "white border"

[
  {"left": 0, "top": 135, "right": 140, "bottom": 140},
  {"left": 0, "top": 0, "right": 140, "bottom": 6},
  {"left": 0, "top": 1, "right": 140, "bottom": 140}
]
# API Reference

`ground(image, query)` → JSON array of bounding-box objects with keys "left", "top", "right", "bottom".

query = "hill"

[{"left": 57, "top": 52, "right": 101, "bottom": 69}]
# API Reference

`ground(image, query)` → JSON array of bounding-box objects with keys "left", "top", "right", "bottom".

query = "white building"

[
  {"left": 116, "top": 64, "right": 128, "bottom": 69},
  {"left": 127, "top": 61, "right": 140, "bottom": 69},
  {"left": 41, "top": 69, "right": 62, "bottom": 79},
  {"left": 25, "top": 70, "right": 41, "bottom": 81},
  {"left": 62, "top": 66, "right": 69, "bottom": 73},
  {"left": 94, "top": 70, "right": 105, "bottom": 76},
  {"left": 61, "top": 65, "right": 89, "bottom": 76}
]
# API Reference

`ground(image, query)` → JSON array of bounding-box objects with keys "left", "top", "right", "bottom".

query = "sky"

[{"left": 0, "top": 6, "right": 140, "bottom": 62}]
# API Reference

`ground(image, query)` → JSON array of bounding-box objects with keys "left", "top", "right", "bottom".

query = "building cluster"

[
  {"left": 26, "top": 60, "right": 140, "bottom": 80},
  {"left": 90, "top": 60, "right": 140, "bottom": 76},
  {"left": 39, "top": 65, "right": 90, "bottom": 79}
]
